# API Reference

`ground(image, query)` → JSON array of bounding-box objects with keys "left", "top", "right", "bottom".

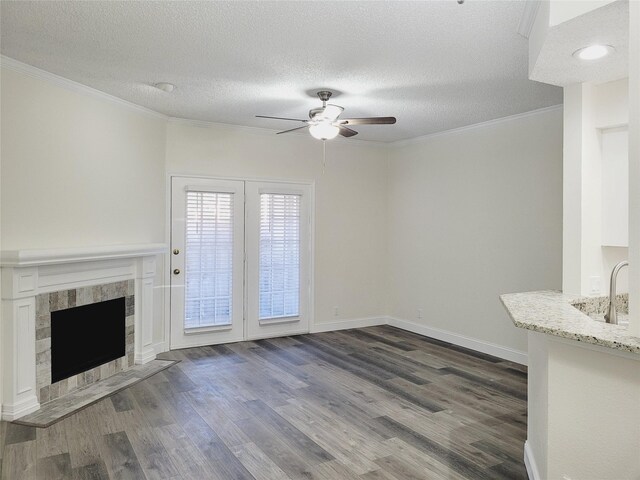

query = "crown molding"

[
  {"left": 390, "top": 104, "right": 563, "bottom": 149},
  {"left": 167, "top": 116, "right": 391, "bottom": 148},
  {"left": 517, "top": 0, "right": 541, "bottom": 38},
  {"left": 2, "top": 55, "right": 561, "bottom": 149},
  {"left": 0, "top": 55, "right": 167, "bottom": 120},
  {"left": 0, "top": 56, "right": 388, "bottom": 146}
]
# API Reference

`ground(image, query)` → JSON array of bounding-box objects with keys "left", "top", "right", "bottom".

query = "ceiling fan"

[{"left": 256, "top": 91, "right": 396, "bottom": 140}]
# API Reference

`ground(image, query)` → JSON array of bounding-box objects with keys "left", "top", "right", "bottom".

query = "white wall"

[
  {"left": 0, "top": 65, "right": 168, "bottom": 350},
  {"left": 386, "top": 108, "right": 563, "bottom": 356},
  {"left": 165, "top": 121, "right": 389, "bottom": 329}
]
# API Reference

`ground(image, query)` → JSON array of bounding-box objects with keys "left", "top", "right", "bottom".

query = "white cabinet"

[{"left": 601, "top": 127, "right": 629, "bottom": 247}]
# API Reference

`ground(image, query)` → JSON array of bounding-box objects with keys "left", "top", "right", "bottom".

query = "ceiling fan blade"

[
  {"left": 338, "top": 126, "right": 358, "bottom": 138},
  {"left": 276, "top": 125, "right": 309, "bottom": 135},
  {"left": 340, "top": 117, "right": 397, "bottom": 126},
  {"left": 256, "top": 115, "right": 308, "bottom": 122}
]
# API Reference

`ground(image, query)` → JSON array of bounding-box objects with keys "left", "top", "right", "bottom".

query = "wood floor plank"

[
  {"left": 234, "top": 414, "right": 312, "bottom": 478},
  {"left": 243, "top": 399, "right": 334, "bottom": 465},
  {"left": 183, "top": 387, "right": 253, "bottom": 447},
  {"left": 109, "top": 390, "right": 136, "bottom": 413},
  {"left": 4, "top": 423, "right": 36, "bottom": 445},
  {"left": 305, "top": 459, "right": 362, "bottom": 480},
  {"left": 275, "top": 398, "right": 386, "bottom": 475},
  {"left": 359, "top": 468, "right": 401, "bottom": 480},
  {"left": 118, "top": 410, "right": 178, "bottom": 480},
  {"left": 174, "top": 401, "right": 254, "bottom": 480},
  {"left": 380, "top": 437, "right": 466, "bottom": 480},
  {"left": 36, "top": 452, "right": 72, "bottom": 480},
  {"left": 35, "top": 420, "right": 68, "bottom": 459},
  {"left": 152, "top": 424, "right": 211, "bottom": 480},
  {"left": 229, "top": 442, "right": 291, "bottom": 480},
  {"left": 159, "top": 366, "right": 197, "bottom": 393},
  {"left": 129, "top": 382, "right": 174, "bottom": 429},
  {"left": 63, "top": 410, "right": 106, "bottom": 469},
  {"left": 371, "top": 416, "right": 494, "bottom": 480},
  {"left": 293, "top": 340, "right": 445, "bottom": 412},
  {"left": 71, "top": 460, "right": 110, "bottom": 480},
  {"left": 256, "top": 338, "right": 309, "bottom": 366},
  {"left": 2, "top": 441, "right": 36, "bottom": 480},
  {"left": 99, "top": 431, "right": 147, "bottom": 480}
]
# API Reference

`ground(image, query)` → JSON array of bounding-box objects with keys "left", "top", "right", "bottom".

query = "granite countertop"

[{"left": 500, "top": 290, "right": 640, "bottom": 355}]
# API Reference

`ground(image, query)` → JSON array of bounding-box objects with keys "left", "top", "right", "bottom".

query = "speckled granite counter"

[{"left": 500, "top": 290, "right": 640, "bottom": 355}]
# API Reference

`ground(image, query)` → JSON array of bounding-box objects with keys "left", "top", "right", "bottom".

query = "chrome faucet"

[{"left": 604, "top": 260, "right": 628, "bottom": 324}]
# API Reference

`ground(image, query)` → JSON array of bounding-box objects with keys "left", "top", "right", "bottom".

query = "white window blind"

[
  {"left": 184, "top": 191, "right": 234, "bottom": 329},
  {"left": 259, "top": 193, "right": 301, "bottom": 320}
]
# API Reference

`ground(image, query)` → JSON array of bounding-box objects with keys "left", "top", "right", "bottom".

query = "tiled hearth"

[
  {"left": 0, "top": 244, "right": 166, "bottom": 420},
  {"left": 35, "top": 280, "right": 135, "bottom": 403}
]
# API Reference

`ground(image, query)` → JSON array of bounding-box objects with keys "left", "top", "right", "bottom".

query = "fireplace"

[
  {"left": 51, "top": 298, "right": 126, "bottom": 383},
  {"left": 0, "top": 243, "right": 164, "bottom": 420},
  {"left": 34, "top": 280, "right": 136, "bottom": 403}
]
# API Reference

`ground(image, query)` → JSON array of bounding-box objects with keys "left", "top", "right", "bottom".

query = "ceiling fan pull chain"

[{"left": 322, "top": 139, "right": 326, "bottom": 175}]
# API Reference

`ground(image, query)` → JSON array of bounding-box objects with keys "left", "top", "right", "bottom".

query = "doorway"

[{"left": 170, "top": 176, "right": 312, "bottom": 349}]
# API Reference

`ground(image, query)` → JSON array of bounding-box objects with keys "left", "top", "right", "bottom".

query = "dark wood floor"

[{"left": 0, "top": 326, "right": 528, "bottom": 480}]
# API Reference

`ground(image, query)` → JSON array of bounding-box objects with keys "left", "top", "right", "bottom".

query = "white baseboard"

[
  {"left": 152, "top": 341, "right": 169, "bottom": 355},
  {"left": 310, "top": 316, "right": 387, "bottom": 333},
  {"left": 135, "top": 348, "right": 157, "bottom": 365},
  {"left": 162, "top": 315, "right": 527, "bottom": 364},
  {"left": 387, "top": 316, "right": 528, "bottom": 365},
  {"left": 524, "top": 440, "right": 541, "bottom": 480},
  {"left": 1, "top": 395, "right": 40, "bottom": 421}
]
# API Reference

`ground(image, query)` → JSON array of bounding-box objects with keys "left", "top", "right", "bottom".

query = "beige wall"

[
  {"left": 1, "top": 68, "right": 166, "bottom": 249},
  {"left": 0, "top": 66, "right": 168, "bottom": 350},
  {"left": 165, "top": 121, "right": 389, "bottom": 326},
  {"left": 386, "top": 108, "right": 563, "bottom": 355}
]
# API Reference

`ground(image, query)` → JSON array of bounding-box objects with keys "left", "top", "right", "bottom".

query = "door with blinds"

[
  {"left": 170, "top": 177, "right": 311, "bottom": 349},
  {"left": 170, "top": 177, "right": 245, "bottom": 349},
  {"left": 245, "top": 182, "right": 311, "bottom": 340}
]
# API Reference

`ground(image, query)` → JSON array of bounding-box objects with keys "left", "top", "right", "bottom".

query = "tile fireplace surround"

[{"left": 0, "top": 243, "right": 167, "bottom": 421}]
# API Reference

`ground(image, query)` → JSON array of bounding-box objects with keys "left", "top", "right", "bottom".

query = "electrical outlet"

[
  {"left": 417, "top": 308, "right": 423, "bottom": 319},
  {"left": 333, "top": 306, "right": 339, "bottom": 317},
  {"left": 589, "top": 276, "right": 601, "bottom": 295}
]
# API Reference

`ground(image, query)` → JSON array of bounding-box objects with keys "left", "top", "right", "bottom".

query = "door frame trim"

[{"left": 165, "top": 173, "right": 315, "bottom": 350}]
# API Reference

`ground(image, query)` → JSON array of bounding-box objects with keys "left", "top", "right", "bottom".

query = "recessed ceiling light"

[
  {"left": 572, "top": 44, "right": 615, "bottom": 61},
  {"left": 154, "top": 82, "right": 176, "bottom": 92}
]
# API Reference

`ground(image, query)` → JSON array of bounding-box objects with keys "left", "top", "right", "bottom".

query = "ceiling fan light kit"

[
  {"left": 256, "top": 90, "right": 396, "bottom": 141},
  {"left": 309, "top": 123, "right": 340, "bottom": 140}
]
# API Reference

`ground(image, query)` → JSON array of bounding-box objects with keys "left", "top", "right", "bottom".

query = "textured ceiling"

[{"left": 1, "top": 0, "right": 563, "bottom": 142}]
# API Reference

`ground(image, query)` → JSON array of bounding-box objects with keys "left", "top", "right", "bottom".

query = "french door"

[{"left": 170, "top": 176, "right": 311, "bottom": 349}]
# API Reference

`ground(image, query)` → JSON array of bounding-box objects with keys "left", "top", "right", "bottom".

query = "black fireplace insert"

[{"left": 51, "top": 297, "right": 126, "bottom": 383}]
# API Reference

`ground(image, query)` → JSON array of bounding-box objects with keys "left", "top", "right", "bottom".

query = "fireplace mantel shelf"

[{"left": 0, "top": 243, "right": 167, "bottom": 267}]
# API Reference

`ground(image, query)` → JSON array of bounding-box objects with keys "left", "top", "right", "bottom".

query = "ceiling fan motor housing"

[{"left": 316, "top": 90, "right": 333, "bottom": 102}]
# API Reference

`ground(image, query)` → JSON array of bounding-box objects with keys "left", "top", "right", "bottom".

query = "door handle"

[
  {"left": 173, "top": 249, "right": 180, "bottom": 255},
  {"left": 173, "top": 269, "right": 181, "bottom": 275}
]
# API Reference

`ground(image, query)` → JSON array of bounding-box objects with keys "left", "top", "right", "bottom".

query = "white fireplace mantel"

[
  {"left": 0, "top": 243, "right": 167, "bottom": 267},
  {"left": 0, "top": 243, "right": 167, "bottom": 420}
]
